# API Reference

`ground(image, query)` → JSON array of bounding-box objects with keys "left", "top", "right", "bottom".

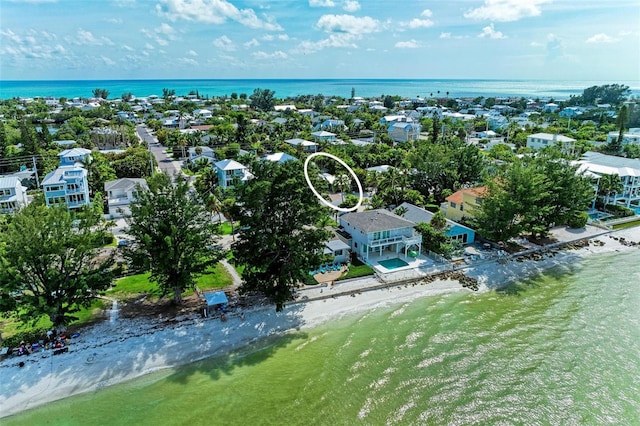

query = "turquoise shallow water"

[
  {"left": 5, "top": 250, "right": 640, "bottom": 425},
  {"left": 2, "top": 79, "right": 639, "bottom": 100}
]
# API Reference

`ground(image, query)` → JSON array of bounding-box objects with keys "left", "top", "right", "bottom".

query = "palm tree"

[
  {"left": 597, "top": 174, "right": 624, "bottom": 206},
  {"left": 335, "top": 174, "right": 352, "bottom": 202}
]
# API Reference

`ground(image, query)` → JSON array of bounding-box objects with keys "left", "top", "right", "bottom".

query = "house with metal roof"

[
  {"left": 576, "top": 151, "right": 640, "bottom": 209},
  {"left": 214, "top": 159, "right": 253, "bottom": 190},
  {"left": 104, "top": 178, "right": 149, "bottom": 218},
  {"left": 0, "top": 176, "right": 29, "bottom": 214},
  {"left": 398, "top": 202, "right": 476, "bottom": 245},
  {"left": 42, "top": 166, "right": 90, "bottom": 210}
]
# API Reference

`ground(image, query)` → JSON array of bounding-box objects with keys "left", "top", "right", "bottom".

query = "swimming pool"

[{"left": 378, "top": 258, "right": 409, "bottom": 270}]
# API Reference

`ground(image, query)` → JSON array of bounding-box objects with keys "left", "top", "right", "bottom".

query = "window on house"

[
  {"left": 460, "top": 204, "right": 464, "bottom": 211},
  {"left": 450, "top": 202, "right": 456, "bottom": 208}
]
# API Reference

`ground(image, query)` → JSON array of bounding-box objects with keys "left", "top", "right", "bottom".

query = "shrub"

[
  {"left": 567, "top": 211, "right": 589, "bottom": 229},
  {"left": 3, "top": 327, "right": 50, "bottom": 349}
]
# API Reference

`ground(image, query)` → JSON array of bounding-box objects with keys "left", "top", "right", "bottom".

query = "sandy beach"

[{"left": 1, "top": 225, "right": 639, "bottom": 418}]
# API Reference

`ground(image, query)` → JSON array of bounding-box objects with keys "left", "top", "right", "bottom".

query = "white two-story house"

[
  {"left": 104, "top": 178, "right": 149, "bottom": 218},
  {"left": 0, "top": 176, "right": 29, "bottom": 214},
  {"left": 526, "top": 133, "right": 576, "bottom": 153},
  {"left": 576, "top": 151, "right": 640, "bottom": 210},
  {"left": 338, "top": 209, "right": 422, "bottom": 262}
]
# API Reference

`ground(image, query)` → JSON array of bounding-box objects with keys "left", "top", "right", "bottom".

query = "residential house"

[
  {"left": 193, "top": 109, "right": 212, "bottom": 119},
  {"left": 339, "top": 209, "right": 422, "bottom": 262},
  {"left": 104, "top": 178, "right": 148, "bottom": 218},
  {"left": 274, "top": 104, "right": 297, "bottom": 112},
  {"left": 576, "top": 151, "right": 640, "bottom": 209},
  {"left": 388, "top": 121, "right": 421, "bottom": 142},
  {"left": 263, "top": 152, "right": 297, "bottom": 163},
  {"left": 398, "top": 202, "right": 476, "bottom": 245},
  {"left": 187, "top": 146, "right": 216, "bottom": 165},
  {"left": 285, "top": 138, "right": 318, "bottom": 153},
  {"left": 58, "top": 147, "right": 92, "bottom": 167},
  {"left": 42, "top": 166, "right": 90, "bottom": 210},
  {"left": 0, "top": 176, "right": 29, "bottom": 214},
  {"left": 606, "top": 128, "right": 640, "bottom": 146},
  {"left": 311, "top": 130, "right": 337, "bottom": 143},
  {"left": 441, "top": 186, "right": 487, "bottom": 222},
  {"left": 214, "top": 159, "right": 252, "bottom": 190},
  {"left": 526, "top": 132, "right": 576, "bottom": 153},
  {"left": 324, "top": 239, "right": 351, "bottom": 264}
]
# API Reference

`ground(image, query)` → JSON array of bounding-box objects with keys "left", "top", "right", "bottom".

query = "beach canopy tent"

[{"left": 204, "top": 291, "right": 228, "bottom": 309}]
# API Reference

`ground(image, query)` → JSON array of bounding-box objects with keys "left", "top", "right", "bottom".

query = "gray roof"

[
  {"left": 42, "top": 166, "right": 87, "bottom": 186},
  {"left": 325, "top": 239, "right": 350, "bottom": 251},
  {"left": 397, "top": 202, "right": 474, "bottom": 232},
  {"left": 340, "top": 209, "right": 415, "bottom": 234},
  {"left": 0, "top": 176, "right": 24, "bottom": 189},
  {"left": 581, "top": 151, "right": 640, "bottom": 169},
  {"left": 104, "top": 178, "right": 148, "bottom": 192}
]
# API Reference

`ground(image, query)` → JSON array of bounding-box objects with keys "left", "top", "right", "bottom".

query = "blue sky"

[{"left": 1, "top": 0, "right": 639, "bottom": 81}]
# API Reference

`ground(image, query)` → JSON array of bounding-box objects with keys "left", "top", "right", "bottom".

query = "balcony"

[{"left": 367, "top": 234, "right": 421, "bottom": 248}]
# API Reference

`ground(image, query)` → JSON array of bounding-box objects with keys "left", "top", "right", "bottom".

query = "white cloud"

[
  {"left": 546, "top": 33, "right": 563, "bottom": 59},
  {"left": 309, "top": 0, "right": 335, "bottom": 7},
  {"left": 213, "top": 35, "right": 236, "bottom": 51},
  {"left": 178, "top": 57, "right": 198, "bottom": 65},
  {"left": 278, "top": 34, "right": 289, "bottom": 40},
  {"left": 71, "top": 29, "right": 114, "bottom": 45},
  {"left": 395, "top": 40, "right": 420, "bottom": 49},
  {"left": 105, "top": 18, "right": 123, "bottom": 24},
  {"left": 439, "top": 32, "right": 451, "bottom": 39},
  {"left": 123, "top": 44, "right": 134, "bottom": 51},
  {"left": 405, "top": 18, "right": 434, "bottom": 29},
  {"left": 101, "top": 56, "right": 116, "bottom": 66},
  {"left": 252, "top": 50, "right": 288, "bottom": 59},
  {"left": 141, "top": 23, "right": 177, "bottom": 47},
  {"left": 187, "top": 49, "right": 198, "bottom": 56},
  {"left": 157, "top": 0, "right": 282, "bottom": 31},
  {"left": 464, "top": 0, "right": 551, "bottom": 22},
  {"left": 316, "top": 14, "right": 381, "bottom": 35},
  {"left": 343, "top": 0, "right": 360, "bottom": 12},
  {"left": 295, "top": 33, "right": 358, "bottom": 53},
  {"left": 586, "top": 33, "right": 618, "bottom": 43},
  {"left": 421, "top": 9, "right": 433, "bottom": 18},
  {"left": 244, "top": 38, "right": 259, "bottom": 48},
  {"left": 1, "top": 29, "right": 68, "bottom": 59},
  {"left": 478, "top": 23, "right": 506, "bottom": 39},
  {"left": 144, "top": 42, "right": 154, "bottom": 50}
]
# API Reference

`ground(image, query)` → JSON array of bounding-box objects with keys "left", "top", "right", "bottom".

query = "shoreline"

[{"left": 1, "top": 226, "right": 639, "bottom": 418}]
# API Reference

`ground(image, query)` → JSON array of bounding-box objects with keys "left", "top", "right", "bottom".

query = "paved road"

[{"left": 136, "top": 124, "right": 183, "bottom": 177}]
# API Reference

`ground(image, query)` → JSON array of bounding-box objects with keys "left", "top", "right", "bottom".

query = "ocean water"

[
  {"left": 5, "top": 250, "right": 640, "bottom": 425},
  {"left": 1, "top": 79, "right": 639, "bottom": 101}
]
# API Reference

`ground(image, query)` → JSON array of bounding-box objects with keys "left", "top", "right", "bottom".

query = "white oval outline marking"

[{"left": 303, "top": 152, "right": 364, "bottom": 213}]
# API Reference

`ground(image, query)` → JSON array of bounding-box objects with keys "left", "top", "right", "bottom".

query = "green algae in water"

[{"left": 5, "top": 252, "right": 640, "bottom": 425}]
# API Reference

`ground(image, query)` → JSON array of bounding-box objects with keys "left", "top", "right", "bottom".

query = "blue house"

[
  {"left": 214, "top": 159, "right": 252, "bottom": 190},
  {"left": 58, "top": 147, "right": 92, "bottom": 167},
  {"left": 42, "top": 166, "right": 90, "bottom": 210},
  {"left": 398, "top": 202, "right": 475, "bottom": 245},
  {"left": 339, "top": 209, "right": 422, "bottom": 262}
]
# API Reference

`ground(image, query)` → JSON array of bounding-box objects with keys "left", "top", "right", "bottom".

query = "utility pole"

[
  {"left": 32, "top": 156, "right": 40, "bottom": 188},
  {"left": 149, "top": 150, "right": 155, "bottom": 176}
]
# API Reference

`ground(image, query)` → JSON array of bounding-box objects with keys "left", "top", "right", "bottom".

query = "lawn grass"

[
  {"left": 0, "top": 299, "right": 107, "bottom": 342},
  {"left": 107, "top": 262, "right": 233, "bottom": 299},
  {"left": 226, "top": 251, "right": 245, "bottom": 275},
  {"left": 339, "top": 263, "right": 374, "bottom": 280},
  {"left": 219, "top": 221, "right": 234, "bottom": 235},
  {"left": 612, "top": 219, "right": 640, "bottom": 230}
]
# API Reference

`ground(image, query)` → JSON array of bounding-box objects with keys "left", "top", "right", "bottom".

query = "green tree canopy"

[
  {"left": 232, "top": 160, "right": 332, "bottom": 310},
  {"left": 0, "top": 202, "right": 117, "bottom": 328},
  {"left": 250, "top": 88, "right": 276, "bottom": 111},
  {"left": 125, "top": 174, "right": 224, "bottom": 304}
]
